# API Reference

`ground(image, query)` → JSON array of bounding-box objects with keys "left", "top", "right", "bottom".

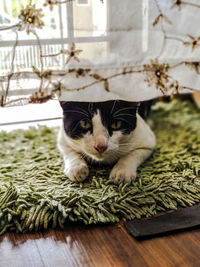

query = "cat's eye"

[
  {"left": 79, "top": 120, "right": 91, "bottom": 129},
  {"left": 111, "top": 120, "right": 122, "bottom": 130}
]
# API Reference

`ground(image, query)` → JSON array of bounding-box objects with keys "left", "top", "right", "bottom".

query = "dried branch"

[
  {"left": 0, "top": 23, "right": 21, "bottom": 31},
  {"left": 171, "top": 0, "right": 200, "bottom": 10},
  {"left": 29, "top": 91, "right": 53, "bottom": 104},
  {"left": 1, "top": 31, "right": 19, "bottom": 107},
  {"left": 43, "top": 0, "right": 74, "bottom": 11},
  {"left": 59, "top": 68, "right": 144, "bottom": 93},
  {"left": 3, "top": 97, "right": 29, "bottom": 107}
]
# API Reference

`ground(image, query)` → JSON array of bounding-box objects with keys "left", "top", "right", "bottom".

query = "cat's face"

[{"left": 60, "top": 100, "right": 139, "bottom": 163}]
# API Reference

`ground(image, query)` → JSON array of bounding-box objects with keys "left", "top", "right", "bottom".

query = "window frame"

[{"left": 76, "top": 0, "right": 90, "bottom": 7}]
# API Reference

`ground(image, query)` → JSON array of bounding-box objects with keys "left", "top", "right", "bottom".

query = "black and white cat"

[{"left": 57, "top": 100, "right": 156, "bottom": 184}]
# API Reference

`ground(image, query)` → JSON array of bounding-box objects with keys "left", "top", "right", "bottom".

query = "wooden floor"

[{"left": 0, "top": 222, "right": 200, "bottom": 267}]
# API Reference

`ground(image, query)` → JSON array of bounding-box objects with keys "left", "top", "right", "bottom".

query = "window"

[{"left": 0, "top": 0, "right": 108, "bottom": 127}]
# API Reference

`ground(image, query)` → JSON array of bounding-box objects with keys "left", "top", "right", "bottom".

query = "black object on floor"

[{"left": 124, "top": 205, "right": 200, "bottom": 239}]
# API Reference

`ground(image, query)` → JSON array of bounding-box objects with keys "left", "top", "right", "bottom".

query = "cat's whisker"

[
  {"left": 117, "top": 146, "right": 131, "bottom": 151},
  {"left": 113, "top": 117, "right": 135, "bottom": 125},
  {"left": 65, "top": 109, "right": 90, "bottom": 118},
  {"left": 113, "top": 106, "right": 138, "bottom": 116},
  {"left": 119, "top": 144, "right": 133, "bottom": 147},
  {"left": 119, "top": 142, "right": 136, "bottom": 145},
  {"left": 110, "top": 100, "right": 117, "bottom": 115},
  {"left": 80, "top": 152, "right": 87, "bottom": 159},
  {"left": 113, "top": 113, "right": 136, "bottom": 118},
  {"left": 106, "top": 152, "right": 120, "bottom": 161}
]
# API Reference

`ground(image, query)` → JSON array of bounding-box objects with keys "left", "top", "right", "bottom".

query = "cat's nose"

[{"left": 94, "top": 144, "right": 108, "bottom": 153}]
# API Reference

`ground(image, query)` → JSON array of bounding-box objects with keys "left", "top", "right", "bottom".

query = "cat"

[{"left": 57, "top": 100, "right": 156, "bottom": 184}]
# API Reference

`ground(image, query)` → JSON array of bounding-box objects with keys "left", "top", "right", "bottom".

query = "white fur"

[{"left": 57, "top": 112, "right": 156, "bottom": 184}]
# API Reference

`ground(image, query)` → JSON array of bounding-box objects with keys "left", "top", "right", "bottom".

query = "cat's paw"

[
  {"left": 64, "top": 161, "right": 89, "bottom": 182},
  {"left": 109, "top": 163, "right": 136, "bottom": 185}
]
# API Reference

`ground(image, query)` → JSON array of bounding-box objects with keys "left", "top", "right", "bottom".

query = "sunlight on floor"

[{"left": 0, "top": 100, "right": 62, "bottom": 131}]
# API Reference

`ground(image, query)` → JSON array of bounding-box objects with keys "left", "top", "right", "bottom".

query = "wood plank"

[
  {"left": 1, "top": 223, "right": 200, "bottom": 267},
  {"left": 0, "top": 232, "right": 44, "bottom": 267}
]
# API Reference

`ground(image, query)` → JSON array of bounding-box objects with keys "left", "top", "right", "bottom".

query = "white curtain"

[
  {"left": 1, "top": 0, "right": 200, "bottom": 106},
  {"left": 58, "top": 0, "right": 200, "bottom": 102}
]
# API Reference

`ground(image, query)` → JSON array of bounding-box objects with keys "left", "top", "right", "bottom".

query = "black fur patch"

[
  {"left": 138, "top": 100, "right": 155, "bottom": 120},
  {"left": 60, "top": 100, "right": 141, "bottom": 139}
]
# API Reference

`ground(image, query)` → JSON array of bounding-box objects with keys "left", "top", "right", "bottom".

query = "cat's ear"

[
  {"left": 130, "top": 102, "right": 141, "bottom": 111},
  {"left": 59, "top": 101, "right": 68, "bottom": 110},
  {"left": 136, "top": 102, "right": 141, "bottom": 110},
  {"left": 132, "top": 102, "right": 140, "bottom": 107}
]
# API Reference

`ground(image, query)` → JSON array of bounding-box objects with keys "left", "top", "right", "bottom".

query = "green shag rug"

[{"left": 0, "top": 99, "right": 200, "bottom": 235}]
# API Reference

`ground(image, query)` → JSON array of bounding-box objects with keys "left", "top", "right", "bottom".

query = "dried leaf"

[
  {"left": 104, "top": 80, "right": 109, "bottom": 92},
  {"left": 183, "top": 42, "right": 191, "bottom": 46},
  {"left": 90, "top": 74, "right": 103, "bottom": 81},
  {"left": 29, "top": 91, "right": 53, "bottom": 104},
  {"left": 188, "top": 34, "right": 195, "bottom": 40},
  {"left": 152, "top": 14, "right": 162, "bottom": 27},
  {"left": 32, "top": 66, "right": 41, "bottom": 78}
]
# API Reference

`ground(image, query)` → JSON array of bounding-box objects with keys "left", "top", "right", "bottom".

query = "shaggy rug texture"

[{"left": 0, "top": 99, "right": 200, "bottom": 234}]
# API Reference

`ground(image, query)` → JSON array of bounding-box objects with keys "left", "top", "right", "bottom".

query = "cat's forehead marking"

[{"left": 92, "top": 110, "right": 108, "bottom": 135}]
